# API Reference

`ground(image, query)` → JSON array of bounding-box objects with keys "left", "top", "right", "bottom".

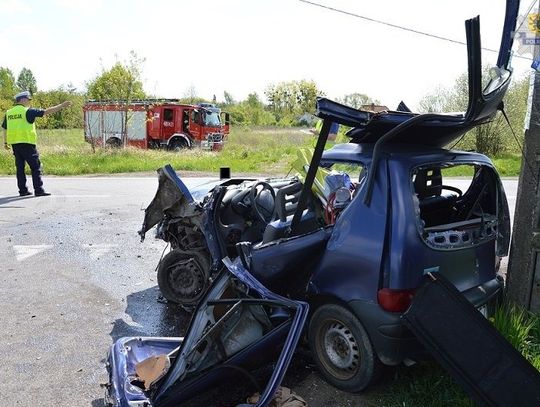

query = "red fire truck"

[{"left": 83, "top": 100, "right": 230, "bottom": 151}]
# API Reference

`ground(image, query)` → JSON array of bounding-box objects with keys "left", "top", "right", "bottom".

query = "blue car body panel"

[
  {"left": 308, "top": 157, "right": 389, "bottom": 303},
  {"left": 106, "top": 259, "right": 308, "bottom": 407},
  {"left": 308, "top": 143, "right": 510, "bottom": 300},
  {"left": 106, "top": 337, "right": 181, "bottom": 406}
]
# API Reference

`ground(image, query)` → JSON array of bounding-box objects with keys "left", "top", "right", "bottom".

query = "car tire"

[
  {"left": 308, "top": 304, "right": 381, "bottom": 392},
  {"left": 157, "top": 249, "right": 211, "bottom": 308}
]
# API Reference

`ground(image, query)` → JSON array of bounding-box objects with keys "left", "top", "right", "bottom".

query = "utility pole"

[{"left": 507, "top": 8, "right": 540, "bottom": 313}]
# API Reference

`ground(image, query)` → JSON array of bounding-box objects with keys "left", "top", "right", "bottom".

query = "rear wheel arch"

[
  {"left": 168, "top": 134, "right": 192, "bottom": 151},
  {"left": 308, "top": 294, "right": 351, "bottom": 314}
]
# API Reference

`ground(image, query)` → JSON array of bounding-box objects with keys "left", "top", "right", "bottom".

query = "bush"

[
  {"left": 33, "top": 90, "right": 85, "bottom": 129},
  {"left": 492, "top": 302, "right": 540, "bottom": 370}
]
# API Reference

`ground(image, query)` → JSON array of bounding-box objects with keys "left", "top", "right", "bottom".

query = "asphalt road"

[{"left": 0, "top": 175, "right": 518, "bottom": 407}]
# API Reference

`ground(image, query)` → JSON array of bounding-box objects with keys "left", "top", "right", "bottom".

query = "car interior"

[{"left": 412, "top": 164, "right": 499, "bottom": 249}]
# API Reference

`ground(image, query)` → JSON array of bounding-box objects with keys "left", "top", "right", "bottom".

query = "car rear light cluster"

[{"left": 377, "top": 288, "right": 416, "bottom": 312}]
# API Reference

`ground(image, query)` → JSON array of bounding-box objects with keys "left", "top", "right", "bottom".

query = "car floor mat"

[{"left": 402, "top": 274, "right": 540, "bottom": 407}]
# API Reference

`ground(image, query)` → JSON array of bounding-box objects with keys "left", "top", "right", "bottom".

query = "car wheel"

[
  {"left": 157, "top": 249, "right": 210, "bottom": 308},
  {"left": 308, "top": 304, "right": 381, "bottom": 392},
  {"left": 169, "top": 138, "right": 188, "bottom": 151}
]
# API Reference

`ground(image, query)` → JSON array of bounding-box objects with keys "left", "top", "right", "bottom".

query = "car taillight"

[{"left": 377, "top": 288, "right": 415, "bottom": 312}]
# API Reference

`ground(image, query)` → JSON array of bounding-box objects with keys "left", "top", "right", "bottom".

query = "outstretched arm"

[{"left": 44, "top": 101, "right": 72, "bottom": 116}]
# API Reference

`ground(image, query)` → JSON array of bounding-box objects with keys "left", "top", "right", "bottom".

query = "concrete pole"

[{"left": 506, "top": 12, "right": 540, "bottom": 313}]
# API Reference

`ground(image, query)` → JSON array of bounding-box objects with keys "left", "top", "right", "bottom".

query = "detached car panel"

[
  {"left": 403, "top": 274, "right": 540, "bottom": 407},
  {"left": 106, "top": 259, "right": 308, "bottom": 407}
]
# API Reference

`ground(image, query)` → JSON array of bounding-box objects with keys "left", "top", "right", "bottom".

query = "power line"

[{"left": 298, "top": 0, "right": 533, "bottom": 61}]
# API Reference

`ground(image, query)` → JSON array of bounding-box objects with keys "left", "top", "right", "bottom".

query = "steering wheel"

[
  {"left": 441, "top": 185, "right": 463, "bottom": 197},
  {"left": 249, "top": 182, "right": 276, "bottom": 224}
]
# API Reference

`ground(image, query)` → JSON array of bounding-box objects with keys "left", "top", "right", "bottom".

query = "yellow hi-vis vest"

[{"left": 5, "top": 105, "right": 37, "bottom": 145}]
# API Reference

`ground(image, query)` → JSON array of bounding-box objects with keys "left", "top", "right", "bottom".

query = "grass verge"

[
  {"left": 0, "top": 128, "right": 523, "bottom": 176},
  {"left": 0, "top": 127, "right": 312, "bottom": 176}
]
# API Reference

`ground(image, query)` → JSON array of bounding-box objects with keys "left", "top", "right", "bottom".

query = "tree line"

[
  {"left": 0, "top": 55, "right": 529, "bottom": 156},
  {"left": 0, "top": 52, "right": 379, "bottom": 129},
  {"left": 418, "top": 68, "right": 528, "bottom": 156}
]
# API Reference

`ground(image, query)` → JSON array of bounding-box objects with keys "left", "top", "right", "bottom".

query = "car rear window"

[{"left": 411, "top": 163, "right": 499, "bottom": 250}]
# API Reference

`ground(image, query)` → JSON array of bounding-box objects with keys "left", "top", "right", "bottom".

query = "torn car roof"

[{"left": 315, "top": 0, "right": 520, "bottom": 149}]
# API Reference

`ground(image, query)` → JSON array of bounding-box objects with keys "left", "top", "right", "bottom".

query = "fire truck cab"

[{"left": 83, "top": 100, "right": 230, "bottom": 151}]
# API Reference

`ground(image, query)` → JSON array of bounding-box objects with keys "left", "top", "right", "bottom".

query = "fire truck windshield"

[{"left": 204, "top": 111, "right": 221, "bottom": 126}]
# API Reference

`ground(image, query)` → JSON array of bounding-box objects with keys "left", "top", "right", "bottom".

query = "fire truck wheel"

[
  {"left": 106, "top": 138, "right": 122, "bottom": 148},
  {"left": 169, "top": 138, "right": 188, "bottom": 151},
  {"left": 157, "top": 249, "right": 211, "bottom": 308}
]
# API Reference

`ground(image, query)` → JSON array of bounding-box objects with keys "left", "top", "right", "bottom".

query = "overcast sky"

[{"left": 1, "top": 0, "right": 535, "bottom": 110}]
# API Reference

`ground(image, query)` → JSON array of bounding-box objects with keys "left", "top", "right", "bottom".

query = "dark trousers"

[{"left": 12, "top": 143, "right": 44, "bottom": 194}]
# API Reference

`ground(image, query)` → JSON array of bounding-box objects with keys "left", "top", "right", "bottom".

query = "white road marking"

[
  {"left": 55, "top": 195, "right": 111, "bottom": 198},
  {"left": 13, "top": 245, "right": 53, "bottom": 261},
  {"left": 84, "top": 243, "right": 118, "bottom": 260}
]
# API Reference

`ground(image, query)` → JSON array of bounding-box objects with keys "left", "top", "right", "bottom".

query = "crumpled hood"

[{"left": 139, "top": 165, "right": 200, "bottom": 240}]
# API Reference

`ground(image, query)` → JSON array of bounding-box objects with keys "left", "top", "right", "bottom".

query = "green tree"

[
  {"left": 246, "top": 92, "right": 262, "bottom": 108},
  {"left": 227, "top": 92, "right": 276, "bottom": 126},
  {"left": 265, "top": 80, "right": 324, "bottom": 124},
  {"left": 418, "top": 68, "right": 528, "bottom": 156},
  {"left": 339, "top": 93, "right": 380, "bottom": 109},
  {"left": 458, "top": 69, "right": 526, "bottom": 156},
  {"left": 223, "top": 90, "right": 235, "bottom": 106},
  {"left": 86, "top": 52, "right": 146, "bottom": 146},
  {"left": 418, "top": 86, "right": 451, "bottom": 113},
  {"left": 180, "top": 85, "right": 202, "bottom": 104},
  {"left": 86, "top": 55, "right": 146, "bottom": 100},
  {"left": 16, "top": 68, "right": 37, "bottom": 95},
  {"left": 33, "top": 86, "right": 84, "bottom": 129},
  {"left": 0, "top": 67, "right": 17, "bottom": 101},
  {"left": 502, "top": 73, "right": 529, "bottom": 153}
]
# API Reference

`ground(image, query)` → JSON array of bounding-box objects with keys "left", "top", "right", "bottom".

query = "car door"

[{"left": 150, "top": 258, "right": 309, "bottom": 407}]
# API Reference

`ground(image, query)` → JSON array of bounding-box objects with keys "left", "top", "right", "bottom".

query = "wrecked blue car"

[{"left": 106, "top": 2, "right": 519, "bottom": 405}]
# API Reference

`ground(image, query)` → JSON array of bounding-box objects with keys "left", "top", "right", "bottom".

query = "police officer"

[{"left": 1, "top": 91, "right": 72, "bottom": 196}]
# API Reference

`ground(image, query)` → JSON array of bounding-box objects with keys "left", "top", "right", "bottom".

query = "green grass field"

[
  {"left": 0, "top": 127, "right": 313, "bottom": 176},
  {"left": 0, "top": 127, "right": 522, "bottom": 177}
]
